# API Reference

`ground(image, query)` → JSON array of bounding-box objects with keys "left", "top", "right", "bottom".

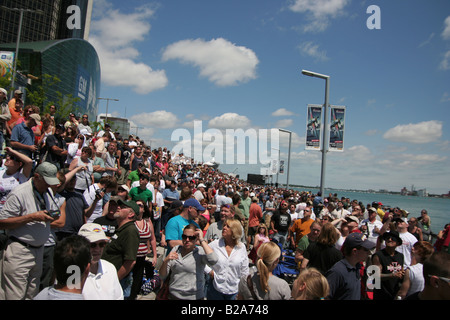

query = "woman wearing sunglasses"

[{"left": 159, "top": 223, "right": 217, "bottom": 300}]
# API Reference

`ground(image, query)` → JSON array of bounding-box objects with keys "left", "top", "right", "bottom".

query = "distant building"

[
  {"left": 97, "top": 114, "right": 131, "bottom": 139},
  {"left": 0, "top": 39, "right": 100, "bottom": 122},
  {"left": 401, "top": 187, "right": 408, "bottom": 196},
  {"left": 0, "top": 0, "right": 98, "bottom": 120},
  {"left": 400, "top": 186, "right": 428, "bottom": 197},
  {"left": 417, "top": 189, "right": 428, "bottom": 197},
  {"left": 0, "top": 0, "right": 93, "bottom": 44}
]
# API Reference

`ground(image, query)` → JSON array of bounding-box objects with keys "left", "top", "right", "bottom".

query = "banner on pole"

[
  {"left": 329, "top": 106, "right": 346, "bottom": 152},
  {"left": 279, "top": 160, "right": 284, "bottom": 174},
  {"left": 0, "top": 51, "right": 14, "bottom": 79},
  {"left": 306, "top": 104, "right": 322, "bottom": 150},
  {"left": 270, "top": 159, "right": 278, "bottom": 174}
]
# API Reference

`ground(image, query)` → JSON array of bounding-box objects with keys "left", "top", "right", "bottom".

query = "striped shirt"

[{"left": 135, "top": 219, "right": 152, "bottom": 257}]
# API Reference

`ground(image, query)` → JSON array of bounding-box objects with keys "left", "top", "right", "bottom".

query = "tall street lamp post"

[
  {"left": 301, "top": 69, "right": 330, "bottom": 197},
  {"left": 278, "top": 128, "right": 292, "bottom": 190},
  {"left": 97, "top": 97, "right": 119, "bottom": 124}
]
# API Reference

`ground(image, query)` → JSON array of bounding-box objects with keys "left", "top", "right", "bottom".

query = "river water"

[{"left": 292, "top": 187, "right": 449, "bottom": 236}]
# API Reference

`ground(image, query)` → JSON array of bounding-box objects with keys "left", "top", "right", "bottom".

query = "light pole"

[
  {"left": 278, "top": 128, "right": 292, "bottom": 190},
  {"left": 301, "top": 69, "right": 330, "bottom": 197},
  {"left": 97, "top": 97, "right": 119, "bottom": 124},
  {"left": 1, "top": 6, "right": 43, "bottom": 98}
]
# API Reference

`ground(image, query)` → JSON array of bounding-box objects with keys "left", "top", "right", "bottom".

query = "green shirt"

[
  {"left": 129, "top": 187, "right": 153, "bottom": 204},
  {"left": 238, "top": 196, "right": 252, "bottom": 219},
  {"left": 127, "top": 170, "right": 140, "bottom": 185},
  {"left": 296, "top": 235, "right": 311, "bottom": 253},
  {"left": 102, "top": 221, "right": 140, "bottom": 271}
]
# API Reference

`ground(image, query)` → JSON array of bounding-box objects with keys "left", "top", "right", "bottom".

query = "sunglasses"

[
  {"left": 90, "top": 242, "right": 107, "bottom": 248},
  {"left": 182, "top": 234, "right": 197, "bottom": 241},
  {"left": 6, "top": 154, "right": 18, "bottom": 161}
]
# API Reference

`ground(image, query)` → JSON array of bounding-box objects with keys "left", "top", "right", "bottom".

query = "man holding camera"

[
  {"left": 0, "top": 162, "right": 61, "bottom": 300},
  {"left": 83, "top": 175, "right": 118, "bottom": 224}
]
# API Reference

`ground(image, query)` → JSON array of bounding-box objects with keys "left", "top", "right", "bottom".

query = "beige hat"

[
  {"left": 29, "top": 113, "right": 41, "bottom": 122},
  {"left": 78, "top": 223, "right": 109, "bottom": 243}
]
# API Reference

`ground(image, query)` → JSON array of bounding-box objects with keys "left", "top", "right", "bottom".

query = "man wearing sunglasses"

[{"left": 78, "top": 223, "right": 123, "bottom": 300}]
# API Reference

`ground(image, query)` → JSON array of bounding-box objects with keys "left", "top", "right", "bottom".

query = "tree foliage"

[{"left": 25, "top": 74, "right": 80, "bottom": 124}]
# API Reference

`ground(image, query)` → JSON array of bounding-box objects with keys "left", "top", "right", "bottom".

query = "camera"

[
  {"left": 46, "top": 210, "right": 61, "bottom": 219},
  {"left": 95, "top": 188, "right": 105, "bottom": 199}
]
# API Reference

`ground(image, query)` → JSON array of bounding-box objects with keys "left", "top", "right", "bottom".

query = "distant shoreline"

[{"left": 280, "top": 185, "right": 450, "bottom": 199}]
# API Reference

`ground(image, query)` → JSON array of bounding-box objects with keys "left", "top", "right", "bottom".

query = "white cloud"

[
  {"left": 162, "top": 38, "right": 259, "bottom": 86},
  {"left": 289, "top": 0, "right": 349, "bottom": 32},
  {"left": 439, "top": 50, "right": 450, "bottom": 70},
  {"left": 279, "top": 132, "right": 304, "bottom": 149},
  {"left": 275, "top": 119, "right": 294, "bottom": 128},
  {"left": 383, "top": 120, "right": 443, "bottom": 144},
  {"left": 272, "top": 108, "right": 295, "bottom": 117},
  {"left": 129, "top": 110, "right": 179, "bottom": 129},
  {"left": 442, "top": 16, "right": 450, "bottom": 40},
  {"left": 418, "top": 32, "right": 435, "bottom": 48},
  {"left": 344, "top": 145, "right": 372, "bottom": 162},
  {"left": 89, "top": 3, "right": 168, "bottom": 94},
  {"left": 389, "top": 153, "right": 447, "bottom": 169},
  {"left": 298, "top": 41, "right": 329, "bottom": 61},
  {"left": 364, "top": 129, "right": 378, "bottom": 136},
  {"left": 208, "top": 113, "right": 252, "bottom": 129}
]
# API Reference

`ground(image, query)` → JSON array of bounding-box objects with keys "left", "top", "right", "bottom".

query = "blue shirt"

[
  {"left": 325, "top": 258, "right": 362, "bottom": 300},
  {"left": 162, "top": 188, "right": 179, "bottom": 200},
  {"left": 164, "top": 214, "right": 199, "bottom": 254},
  {"left": 10, "top": 122, "right": 35, "bottom": 157}
]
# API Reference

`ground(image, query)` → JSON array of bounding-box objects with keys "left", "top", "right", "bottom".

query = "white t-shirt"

[
  {"left": 397, "top": 231, "right": 418, "bottom": 268},
  {"left": 360, "top": 218, "right": 383, "bottom": 247},
  {"left": 215, "top": 194, "right": 229, "bottom": 212},
  {"left": 193, "top": 190, "right": 204, "bottom": 202},
  {"left": 0, "top": 170, "right": 27, "bottom": 211},
  {"left": 83, "top": 184, "right": 104, "bottom": 223}
]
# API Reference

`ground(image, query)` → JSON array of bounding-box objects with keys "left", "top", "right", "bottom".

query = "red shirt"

[{"left": 248, "top": 202, "right": 262, "bottom": 228}]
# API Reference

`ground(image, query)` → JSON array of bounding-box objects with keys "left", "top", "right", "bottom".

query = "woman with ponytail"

[{"left": 237, "top": 241, "right": 291, "bottom": 300}]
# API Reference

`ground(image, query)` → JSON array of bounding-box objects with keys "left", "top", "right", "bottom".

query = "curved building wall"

[{"left": 41, "top": 38, "right": 100, "bottom": 121}]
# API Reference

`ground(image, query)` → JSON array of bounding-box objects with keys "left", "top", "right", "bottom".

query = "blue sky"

[{"left": 88, "top": 0, "right": 450, "bottom": 194}]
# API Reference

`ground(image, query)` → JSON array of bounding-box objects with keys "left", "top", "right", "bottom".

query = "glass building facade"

[
  {"left": 0, "top": 0, "right": 93, "bottom": 44},
  {"left": 0, "top": 38, "right": 100, "bottom": 121}
]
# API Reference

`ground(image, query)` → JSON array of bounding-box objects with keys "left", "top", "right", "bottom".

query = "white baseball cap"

[{"left": 78, "top": 223, "right": 109, "bottom": 243}]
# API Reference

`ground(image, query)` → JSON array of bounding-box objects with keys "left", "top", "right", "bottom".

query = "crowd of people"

[{"left": 0, "top": 90, "right": 449, "bottom": 301}]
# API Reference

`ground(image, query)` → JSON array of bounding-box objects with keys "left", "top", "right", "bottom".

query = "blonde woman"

[
  {"left": 206, "top": 218, "right": 249, "bottom": 300},
  {"left": 238, "top": 241, "right": 291, "bottom": 300},
  {"left": 292, "top": 267, "right": 329, "bottom": 300}
]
